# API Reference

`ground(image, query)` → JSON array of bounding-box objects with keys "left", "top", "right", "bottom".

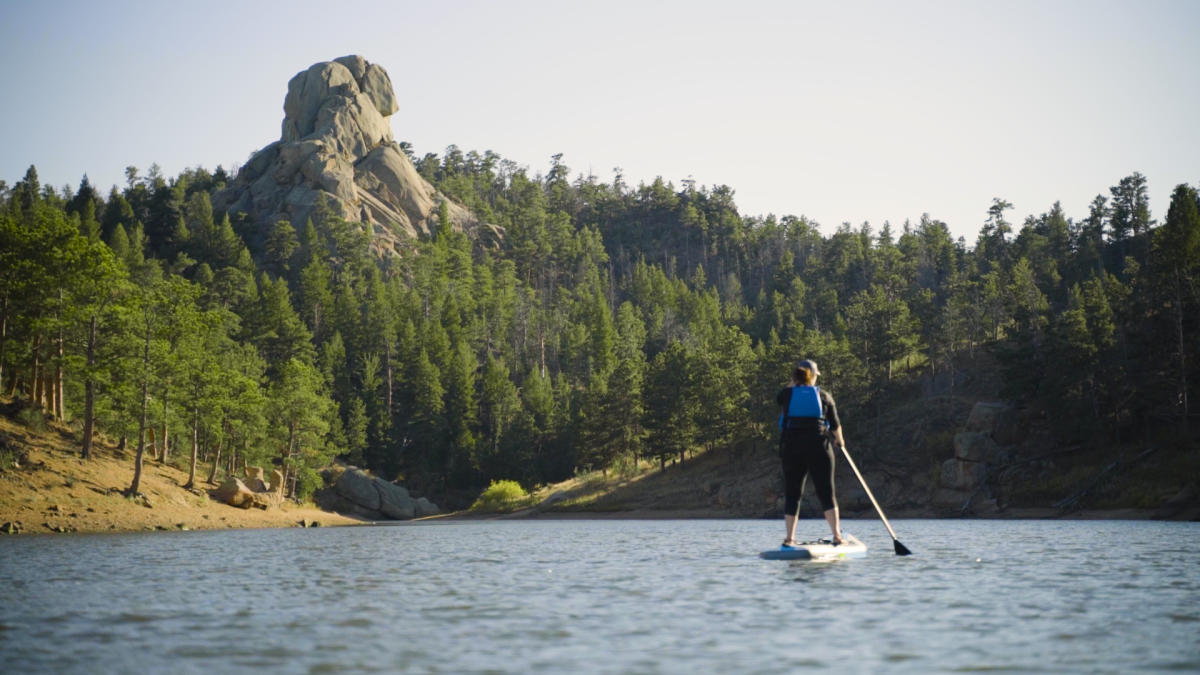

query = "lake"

[{"left": 1, "top": 519, "right": 1197, "bottom": 673}]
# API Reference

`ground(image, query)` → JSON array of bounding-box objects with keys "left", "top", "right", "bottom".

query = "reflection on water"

[{"left": 1, "top": 519, "right": 1197, "bottom": 673}]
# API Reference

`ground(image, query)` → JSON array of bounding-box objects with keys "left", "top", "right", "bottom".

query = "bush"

[
  {"left": 470, "top": 479, "right": 532, "bottom": 513},
  {"left": 294, "top": 466, "right": 324, "bottom": 500},
  {"left": 16, "top": 407, "right": 47, "bottom": 433}
]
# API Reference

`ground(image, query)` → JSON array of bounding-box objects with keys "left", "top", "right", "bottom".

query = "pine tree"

[
  {"left": 1151, "top": 184, "right": 1200, "bottom": 423},
  {"left": 643, "top": 341, "right": 698, "bottom": 470},
  {"left": 477, "top": 355, "right": 521, "bottom": 477}
]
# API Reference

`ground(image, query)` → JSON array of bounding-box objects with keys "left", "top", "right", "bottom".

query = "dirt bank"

[{"left": 0, "top": 412, "right": 362, "bottom": 535}]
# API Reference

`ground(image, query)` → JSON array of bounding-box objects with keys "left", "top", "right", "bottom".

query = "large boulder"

[
  {"left": 414, "top": 497, "right": 440, "bottom": 518},
  {"left": 334, "top": 467, "right": 382, "bottom": 511},
  {"left": 954, "top": 432, "right": 999, "bottom": 463},
  {"left": 213, "top": 478, "right": 257, "bottom": 509},
  {"left": 965, "top": 402, "right": 1017, "bottom": 439},
  {"left": 245, "top": 466, "right": 269, "bottom": 492},
  {"left": 321, "top": 467, "right": 438, "bottom": 520},
  {"left": 377, "top": 483, "right": 415, "bottom": 520},
  {"left": 940, "top": 458, "right": 987, "bottom": 491},
  {"left": 215, "top": 55, "right": 497, "bottom": 257}
]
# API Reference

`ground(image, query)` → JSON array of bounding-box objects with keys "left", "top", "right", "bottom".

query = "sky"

[{"left": 3, "top": 0, "right": 1198, "bottom": 244}]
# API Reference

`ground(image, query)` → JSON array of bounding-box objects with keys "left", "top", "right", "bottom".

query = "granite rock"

[{"left": 214, "top": 55, "right": 495, "bottom": 257}]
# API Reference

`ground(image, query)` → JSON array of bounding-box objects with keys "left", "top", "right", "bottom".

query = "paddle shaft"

[{"left": 838, "top": 445, "right": 902, "bottom": 543}]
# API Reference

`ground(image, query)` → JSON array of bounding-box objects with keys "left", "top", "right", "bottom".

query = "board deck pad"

[{"left": 759, "top": 533, "right": 867, "bottom": 560}]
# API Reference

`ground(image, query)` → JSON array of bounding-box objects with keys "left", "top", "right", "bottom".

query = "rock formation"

[
  {"left": 213, "top": 470, "right": 281, "bottom": 510},
  {"left": 213, "top": 477, "right": 266, "bottom": 509},
  {"left": 245, "top": 465, "right": 269, "bottom": 492},
  {"left": 315, "top": 466, "right": 439, "bottom": 520},
  {"left": 933, "top": 401, "right": 1017, "bottom": 513},
  {"left": 215, "top": 55, "right": 494, "bottom": 257}
]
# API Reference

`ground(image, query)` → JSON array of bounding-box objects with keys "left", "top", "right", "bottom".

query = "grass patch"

[{"left": 0, "top": 446, "right": 16, "bottom": 471}]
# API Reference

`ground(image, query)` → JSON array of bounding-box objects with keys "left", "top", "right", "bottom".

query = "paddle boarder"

[{"left": 776, "top": 359, "right": 845, "bottom": 547}]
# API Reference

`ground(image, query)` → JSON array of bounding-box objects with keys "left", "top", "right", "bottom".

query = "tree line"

[{"left": 2, "top": 153, "right": 1197, "bottom": 506}]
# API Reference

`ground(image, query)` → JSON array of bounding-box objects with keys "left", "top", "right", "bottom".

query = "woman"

[{"left": 776, "top": 359, "right": 845, "bottom": 546}]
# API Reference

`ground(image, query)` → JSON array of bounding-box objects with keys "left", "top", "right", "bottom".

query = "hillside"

[
  {"left": 485, "top": 356, "right": 1200, "bottom": 522},
  {"left": 0, "top": 400, "right": 360, "bottom": 535},
  {"left": 4, "top": 55, "right": 1198, "bottom": 523}
]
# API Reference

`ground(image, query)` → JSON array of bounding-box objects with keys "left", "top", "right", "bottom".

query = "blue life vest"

[{"left": 779, "top": 386, "right": 826, "bottom": 430}]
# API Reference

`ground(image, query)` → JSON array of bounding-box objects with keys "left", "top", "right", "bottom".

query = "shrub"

[
  {"left": 17, "top": 407, "right": 47, "bottom": 433},
  {"left": 294, "top": 466, "right": 324, "bottom": 500},
  {"left": 470, "top": 479, "right": 532, "bottom": 512}
]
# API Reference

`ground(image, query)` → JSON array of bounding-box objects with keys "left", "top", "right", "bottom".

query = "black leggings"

[{"left": 781, "top": 437, "right": 836, "bottom": 515}]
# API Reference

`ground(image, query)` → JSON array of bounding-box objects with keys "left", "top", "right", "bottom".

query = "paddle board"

[{"left": 759, "top": 533, "right": 867, "bottom": 561}]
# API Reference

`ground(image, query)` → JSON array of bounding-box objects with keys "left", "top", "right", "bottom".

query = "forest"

[{"left": 1, "top": 152, "right": 1197, "bottom": 509}]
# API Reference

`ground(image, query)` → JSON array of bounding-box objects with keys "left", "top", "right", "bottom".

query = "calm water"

[{"left": 1, "top": 519, "right": 1197, "bottom": 673}]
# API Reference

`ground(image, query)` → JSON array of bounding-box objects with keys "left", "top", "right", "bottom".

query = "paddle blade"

[{"left": 893, "top": 539, "right": 912, "bottom": 556}]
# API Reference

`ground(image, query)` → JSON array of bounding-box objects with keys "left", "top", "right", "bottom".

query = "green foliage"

[
  {"left": 16, "top": 406, "right": 48, "bottom": 433},
  {"left": 293, "top": 465, "right": 325, "bottom": 500},
  {"left": 469, "top": 479, "right": 533, "bottom": 512},
  {"left": 3, "top": 156, "right": 1196, "bottom": 509}
]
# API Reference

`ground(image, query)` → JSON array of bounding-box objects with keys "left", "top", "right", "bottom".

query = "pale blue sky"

[{"left": 3, "top": 0, "right": 1197, "bottom": 243}]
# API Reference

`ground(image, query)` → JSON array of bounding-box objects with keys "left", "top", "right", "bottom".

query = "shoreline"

[
  {"left": 428, "top": 505, "right": 1166, "bottom": 522},
  {"left": 2, "top": 504, "right": 1171, "bottom": 537},
  {"left": 1, "top": 412, "right": 1184, "bottom": 537}
]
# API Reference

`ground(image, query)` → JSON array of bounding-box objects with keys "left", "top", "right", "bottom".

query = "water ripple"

[{"left": 1, "top": 519, "right": 1198, "bottom": 673}]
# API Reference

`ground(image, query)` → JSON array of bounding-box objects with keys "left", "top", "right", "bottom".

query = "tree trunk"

[
  {"left": 30, "top": 333, "right": 42, "bottom": 409},
  {"left": 54, "top": 320, "right": 64, "bottom": 420},
  {"left": 82, "top": 315, "right": 97, "bottom": 459},
  {"left": 386, "top": 341, "right": 394, "bottom": 416},
  {"left": 206, "top": 424, "right": 225, "bottom": 485},
  {"left": 1174, "top": 275, "right": 1189, "bottom": 427},
  {"left": 159, "top": 380, "right": 170, "bottom": 462},
  {"left": 539, "top": 331, "right": 547, "bottom": 378},
  {"left": 286, "top": 420, "right": 297, "bottom": 499},
  {"left": 0, "top": 294, "right": 8, "bottom": 390},
  {"left": 128, "top": 322, "right": 151, "bottom": 495},
  {"left": 43, "top": 369, "right": 55, "bottom": 413},
  {"left": 184, "top": 407, "right": 199, "bottom": 489}
]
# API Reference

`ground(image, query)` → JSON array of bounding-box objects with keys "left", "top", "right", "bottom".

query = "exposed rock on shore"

[
  {"left": 315, "top": 466, "right": 439, "bottom": 520},
  {"left": 933, "top": 401, "right": 1018, "bottom": 514}
]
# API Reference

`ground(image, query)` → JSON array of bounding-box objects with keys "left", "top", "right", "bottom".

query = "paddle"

[{"left": 838, "top": 445, "right": 912, "bottom": 556}]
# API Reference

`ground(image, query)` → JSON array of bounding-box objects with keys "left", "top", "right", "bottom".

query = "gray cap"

[{"left": 796, "top": 359, "right": 820, "bottom": 376}]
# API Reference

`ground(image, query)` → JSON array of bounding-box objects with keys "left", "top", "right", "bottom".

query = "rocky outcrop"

[
  {"left": 315, "top": 466, "right": 439, "bottom": 520},
  {"left": 245, "top": 465, "right": 269, "bottom": 492},
  {"left": 213, "top": 477, "right": 267, "bottom": 509},
  {"left": 215, "top": 55, "right": 497, "bottom": 257},
  {"left": 934, "top": 401, "right": 1018, "bottom": 514},
  {"left": 212, "top": 469, "right": 282, "bottom": 510},
  {"left": 270, "top": 469, "right": 285, "bottom": 499}
]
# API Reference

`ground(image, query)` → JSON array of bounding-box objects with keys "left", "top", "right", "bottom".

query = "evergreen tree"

[
  {"left": 643, "top": 341, "right": 698, "bottom": 469},
  {"left": 264, "top": 219, "right": 300, "bottom": 278},
  {"left": 268, "top": 358, "right": 333, "bottom": 498},
  {"left": 1151, "top": 184, "right": 1200, "bottom": 423}
]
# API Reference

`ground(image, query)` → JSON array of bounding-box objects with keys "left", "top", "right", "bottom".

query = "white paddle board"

[{"left": 759, "top": 533, "right": 867, "bottom": 561}]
